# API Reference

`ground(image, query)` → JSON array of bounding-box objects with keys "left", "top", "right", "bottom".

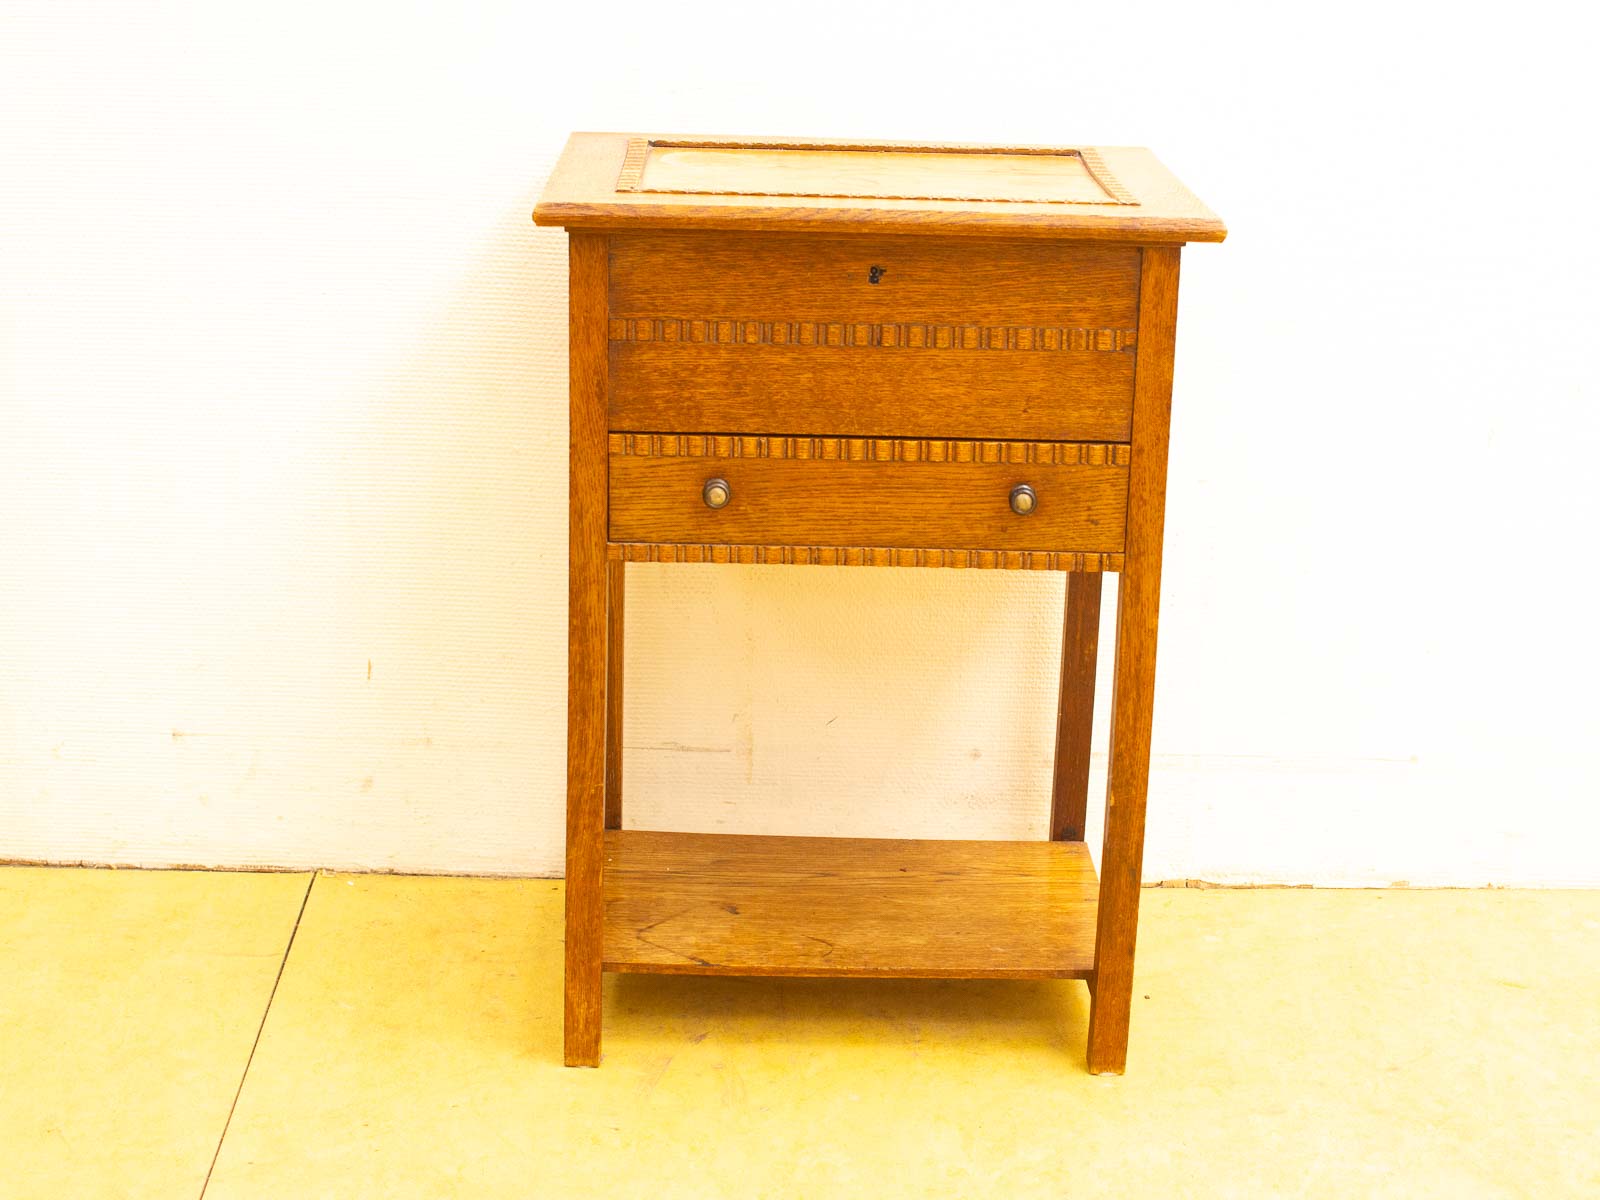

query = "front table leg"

[
  {"left": 1086, "top": 553, "right": 1161, "bottom": 1074},
  {"left": 564, "top": 232, "right": 609, "bottom": 1066},
  {"left": 1087, "top": 245, "right": 1181, "bottom": 1075}
]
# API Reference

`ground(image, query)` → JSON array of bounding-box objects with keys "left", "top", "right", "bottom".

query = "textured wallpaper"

[{"left": 3, "top": 2, "right": 1595, "bottom": 884}]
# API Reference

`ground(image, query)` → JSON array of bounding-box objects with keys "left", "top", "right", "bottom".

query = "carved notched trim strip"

[
  {"left": 609, "top": 318, "right": 1136, "bottom": 353},
  {"left": 609, "top": 434, "right": 1132, "bottom": 467},
  {"left": 609, "top": 543, "right": 1125, "bottom": 572},
  {"left": 1076, "top": 147, "right": 1138, "bottom": 206},
  {"left": 615, "top": 137, "right": 650, "bottom": 191},
  {"left": 613, "top": 137, "right": 1141, "bottom": 206}
]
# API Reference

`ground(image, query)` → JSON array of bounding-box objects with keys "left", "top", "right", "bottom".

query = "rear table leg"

[
  {"left": 1050, "top": 570, "right": 1103, "bottom": 843},
  {"left": 605, "top": 561, "right": 625, "bottom": 831}
]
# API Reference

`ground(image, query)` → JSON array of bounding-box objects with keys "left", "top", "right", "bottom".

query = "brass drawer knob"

[
  {"left": 1009, "top": 483, "right": 1037, "bottom": 516},
  {"left": 702, "top": 477, "right": 731, "bottom": 509}
]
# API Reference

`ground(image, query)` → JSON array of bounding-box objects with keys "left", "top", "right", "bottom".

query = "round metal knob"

[
  {"left": 702, "top": 477, "right": 731, "bottom": 509},
  {"left": 1009, "top": 483, "right": 1037, "bottom": 516}
]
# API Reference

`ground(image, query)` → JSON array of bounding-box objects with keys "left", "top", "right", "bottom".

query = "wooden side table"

[{"left": 535, "top": 134, "right": 1224, "bottom": 1073}]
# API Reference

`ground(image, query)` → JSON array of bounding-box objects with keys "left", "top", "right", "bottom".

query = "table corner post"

[
  {"left": 1087, "top": 244, "right": 1181, "bottom": 1075},
  {"left": 564, "top": 230, "right": 610, "bottom": 1067}
]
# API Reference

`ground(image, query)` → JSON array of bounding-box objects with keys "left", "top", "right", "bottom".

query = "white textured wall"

[{"left": 2, "top": 2, "right": 1597, "bottom": 884}]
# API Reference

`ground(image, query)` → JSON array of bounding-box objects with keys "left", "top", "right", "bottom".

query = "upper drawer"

[{"left": 607, "top": 233, "right": 1139, "bottom": 442}]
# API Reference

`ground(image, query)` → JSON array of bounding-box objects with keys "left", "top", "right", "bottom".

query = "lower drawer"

[{"left": 608, "top": 434, "right": 1128, "bottom": 556}]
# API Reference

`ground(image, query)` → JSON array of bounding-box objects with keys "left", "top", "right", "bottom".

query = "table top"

[{"left": 535, "top": 133, "right": 1225, "bottom": 243}]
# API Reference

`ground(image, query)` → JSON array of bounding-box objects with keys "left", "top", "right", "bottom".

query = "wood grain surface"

[
  {"left": 563, "top": 232, "right": 609, "bottom": 1067},
  {"left": 535, "top": 133, "right": 1227, "bottom": 243},
  {"left": 610, "top": 232, "right": 1139, "bottom": 326},
  {"left": 611, "top": 346, "right": 1133, "bottom": 442},
  {"left": 608, "top": 445, "right": 1128, "bottom": 554},
  {"left": 608, "top": 231, "right": 1137, "bottom": 441},
  {"left": 603, "top": 830, "right": 1099, "bottom": 978},
  {"left": 1087, "top": 246, "right": 1182, "bottom": 1076}
]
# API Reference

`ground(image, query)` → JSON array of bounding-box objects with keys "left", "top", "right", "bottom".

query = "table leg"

[
  {"left": 1049, "top": 571, "right": 1102, "bottom": 842},
  {"left": 605, "top": 561, "right": 625, "bottom": 831},
  {"left": 1087, "top": 245, "right": 1180, "bottom": 1075},
  {"left": 1086, "top": 554, "right": 1159, "bottom": 1074},
  {"left": 565, "top": 232, "right": 609, "bottom": 1067}
]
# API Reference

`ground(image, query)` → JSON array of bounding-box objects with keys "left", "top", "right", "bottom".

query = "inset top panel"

[
  {"left": 535, "top": 133, "right": 1225, "bottom": 243},
  {"left": 620, "top": 140, "right": 1134, "bottom": 206}
]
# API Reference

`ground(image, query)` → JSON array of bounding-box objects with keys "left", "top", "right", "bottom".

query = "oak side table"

[{"left": 534, "top": 133, "right": 1224, "bottom": 1073}]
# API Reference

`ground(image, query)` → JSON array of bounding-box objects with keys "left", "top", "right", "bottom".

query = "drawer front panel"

[
  {"left": 608, "top": 233, "right": 1139, "bottom": 442},
  {"left": 608, "top": 434, "right": 1128, "bottom": 555}
]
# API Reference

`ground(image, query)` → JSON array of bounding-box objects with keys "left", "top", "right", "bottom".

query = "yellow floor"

[
  {"left": 0, "top": 868, "right": 312, "bottom": 1199},
  {"left": 3, "top": 871, "right": 1596, "bottom": 1198}
]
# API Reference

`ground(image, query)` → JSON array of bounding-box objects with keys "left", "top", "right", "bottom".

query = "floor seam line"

[{"left": 198, "top": 870, "right": 317, "bottom": 1199}]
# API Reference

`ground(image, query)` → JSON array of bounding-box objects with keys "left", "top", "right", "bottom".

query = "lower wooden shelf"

[{"left": 602, "top": 830, "right": 1098, "bottom": 979}]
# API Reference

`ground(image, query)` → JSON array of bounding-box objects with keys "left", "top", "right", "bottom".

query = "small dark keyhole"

[{"left": 868, "top": 265, "right": 887, "bottom": 284}]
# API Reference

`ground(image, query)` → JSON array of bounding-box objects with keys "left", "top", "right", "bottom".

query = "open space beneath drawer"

[{"left": 602, "top": 830, "right": 1098, "bottom": 979}]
